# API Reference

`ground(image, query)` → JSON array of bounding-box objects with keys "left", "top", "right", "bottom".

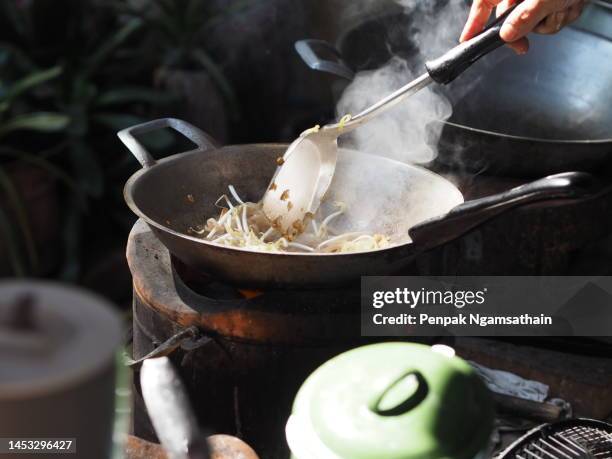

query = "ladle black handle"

[
  {"left": 426, "top": 2, "right": 521, "bottom": 84},
  {"left": 409, "top": 172, "right": 604, "bottom": 251}
]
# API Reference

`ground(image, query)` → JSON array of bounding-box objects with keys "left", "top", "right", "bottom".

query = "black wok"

[
  {"left": 120, "top": 118, "right": 603, "bottom": 288},
  {"left": 296, "top": 13, "right": 612, "bottom": 176}
]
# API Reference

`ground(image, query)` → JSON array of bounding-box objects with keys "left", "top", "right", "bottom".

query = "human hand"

[{"left": 460, "top": 0, "right": 587, "bottom": 54}]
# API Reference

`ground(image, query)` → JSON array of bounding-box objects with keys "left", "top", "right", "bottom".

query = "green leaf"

[
  {"left": 0, "top": 166, "right": 38, "bottom": 273},
  {"left": 0, "top": 113, "right": 70, "bottom": 139},
  {"left": 84, "top": 18, "right": 143, "bottom": 77},
  {"left": 1, "top": 66, "right": 62, "bottom": 106},
  {"left": 95, "top": 87, "right": 176, "bottom": 107}
]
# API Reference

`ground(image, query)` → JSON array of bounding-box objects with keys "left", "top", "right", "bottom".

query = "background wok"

[
  {"left": 296, "top": 20, "right": 612, "bottom": 177},
  {"left": 121, "top": 119, "right": 602, "bottom": 288}
]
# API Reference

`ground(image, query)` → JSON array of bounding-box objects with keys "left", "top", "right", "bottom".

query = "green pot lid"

[{"left": 287, "top": 343, "right": 493, "bottom": 459}]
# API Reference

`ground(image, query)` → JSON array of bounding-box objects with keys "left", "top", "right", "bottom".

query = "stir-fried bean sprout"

[
  {"left": 189, "top": 186, "right": 391, "bottom": 253},
  {"left": 338, "top": 114, "right": 352, "bottom": 130}
]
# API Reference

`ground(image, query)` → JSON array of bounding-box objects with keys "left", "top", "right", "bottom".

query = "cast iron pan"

[{"left": 120, "top": 118, "right": 605, "bottom": 288}]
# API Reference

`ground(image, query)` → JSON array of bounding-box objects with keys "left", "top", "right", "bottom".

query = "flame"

[{"left": 238, "top": 289, "right": 264, "bottom": 299}]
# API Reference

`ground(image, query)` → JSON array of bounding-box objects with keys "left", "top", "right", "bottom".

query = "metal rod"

[
  {"left": 325, "top": 73, "right": 433, "bottom": 134},
  {"left": 539, "top": 439, "right": 573, "bottom": 459}
]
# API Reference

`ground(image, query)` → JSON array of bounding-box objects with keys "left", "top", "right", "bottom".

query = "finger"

[
  {"left": 495, "top": 0, "right": 517, "bottom": 17},
  {"left": 506, "top": 37, "right": 530, "bottom": 54},
  {"left": 499, "top": 0, "right": 562, "bottom": 42},
  {"left": 534, "top": 9, "right": 567, "bottom": 34},
  {"left": 460, "top": 0, "right": 505, "bottom": 42}
]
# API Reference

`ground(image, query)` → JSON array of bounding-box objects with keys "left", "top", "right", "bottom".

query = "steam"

[
  {"left": 337, "top": 57, "right": 451, "bottom": 163},
  {"left": 336, "top": 0, "right": 469, "bottom": 164},
  {"left": 395, "top": 0, "right": 469, "bottom": 57}
]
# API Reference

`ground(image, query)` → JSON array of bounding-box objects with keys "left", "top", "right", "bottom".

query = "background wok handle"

[
  {"left": 118, "top": 118, "right": 219, "bottom": 169},
  {"left": 409, "top": 172, "right": 603, "bottom": 249},
  {"left": 425, "top": 1, "right": 521, "bottom": 84},
  {"left": 294, "top": 39, "right": 355, "bottom": 80}
]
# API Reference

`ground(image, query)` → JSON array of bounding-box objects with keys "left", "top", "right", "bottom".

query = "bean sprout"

[
  {"left": 287, "top": 242, "right": 315, "bottom": 252},
  {"left": 215, "top": 194, "right": 234, "bottom": 210},
  {"left": 338, "top": 114, "right": 352, "bottom": 130},
  {"left": 261, "top": 227, "right": 274, "bottom": 242},
  {"left": 190, "top": 186, "right": 391, "bottom": 253},
  {"left": 228, "top": 185, "right": 245, "bottom": 205}
]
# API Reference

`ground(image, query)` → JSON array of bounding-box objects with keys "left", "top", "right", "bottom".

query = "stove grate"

[{"left": 499, "top": 419, "right": 612, "bottom": 459}]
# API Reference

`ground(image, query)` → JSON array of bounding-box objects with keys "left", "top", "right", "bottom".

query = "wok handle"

[
  {"left": 409, "top": 172, "right": 603, "bottom": 250},
  {"left": 425, "top": 2, "right": 521, "bottom": 85},
  {"left": 294, "top": 39, "right": 355, "bottom": 80},
  {"left": 118, "top": 118, "right": 219, "bottom": 168}
]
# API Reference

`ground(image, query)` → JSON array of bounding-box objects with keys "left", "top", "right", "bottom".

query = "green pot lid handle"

[
  {"left": 371, "top": 370, "right": 428, "bottom": 417},
  {"left": 288, "top": 342, "right": 494, "bottom": 459}
]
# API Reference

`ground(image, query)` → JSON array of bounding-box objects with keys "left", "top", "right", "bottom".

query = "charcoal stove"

[
  {"left": 128, "top": 219, "right": 430, "bottom": 459},
  {"left": 128, "top": 167, "right": 612, "bottom": 458}
]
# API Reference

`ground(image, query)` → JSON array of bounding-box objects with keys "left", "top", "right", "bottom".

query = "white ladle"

[{"left": 262, "top": 4, "right": 521, "bottom": 236}]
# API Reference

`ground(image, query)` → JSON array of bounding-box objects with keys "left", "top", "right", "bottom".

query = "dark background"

[{"left": 0, "top": 0, "right": 349, "bottom": 308}]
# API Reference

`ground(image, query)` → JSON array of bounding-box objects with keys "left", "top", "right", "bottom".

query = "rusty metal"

[
  {"left": 127, "top": 326, "right": 207, "bottom": 367},
  {"left": 125, "top": 435, "right": 260, "bottom": 459},
  {"left": 126, "top": 435, "right": 168, "bottom": 459},
  {"left": 207, "top": 435, "right": 260, "bottom": 459},
  {"left": 129, "top": 219, "right": 368, "bottom": 344}
]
